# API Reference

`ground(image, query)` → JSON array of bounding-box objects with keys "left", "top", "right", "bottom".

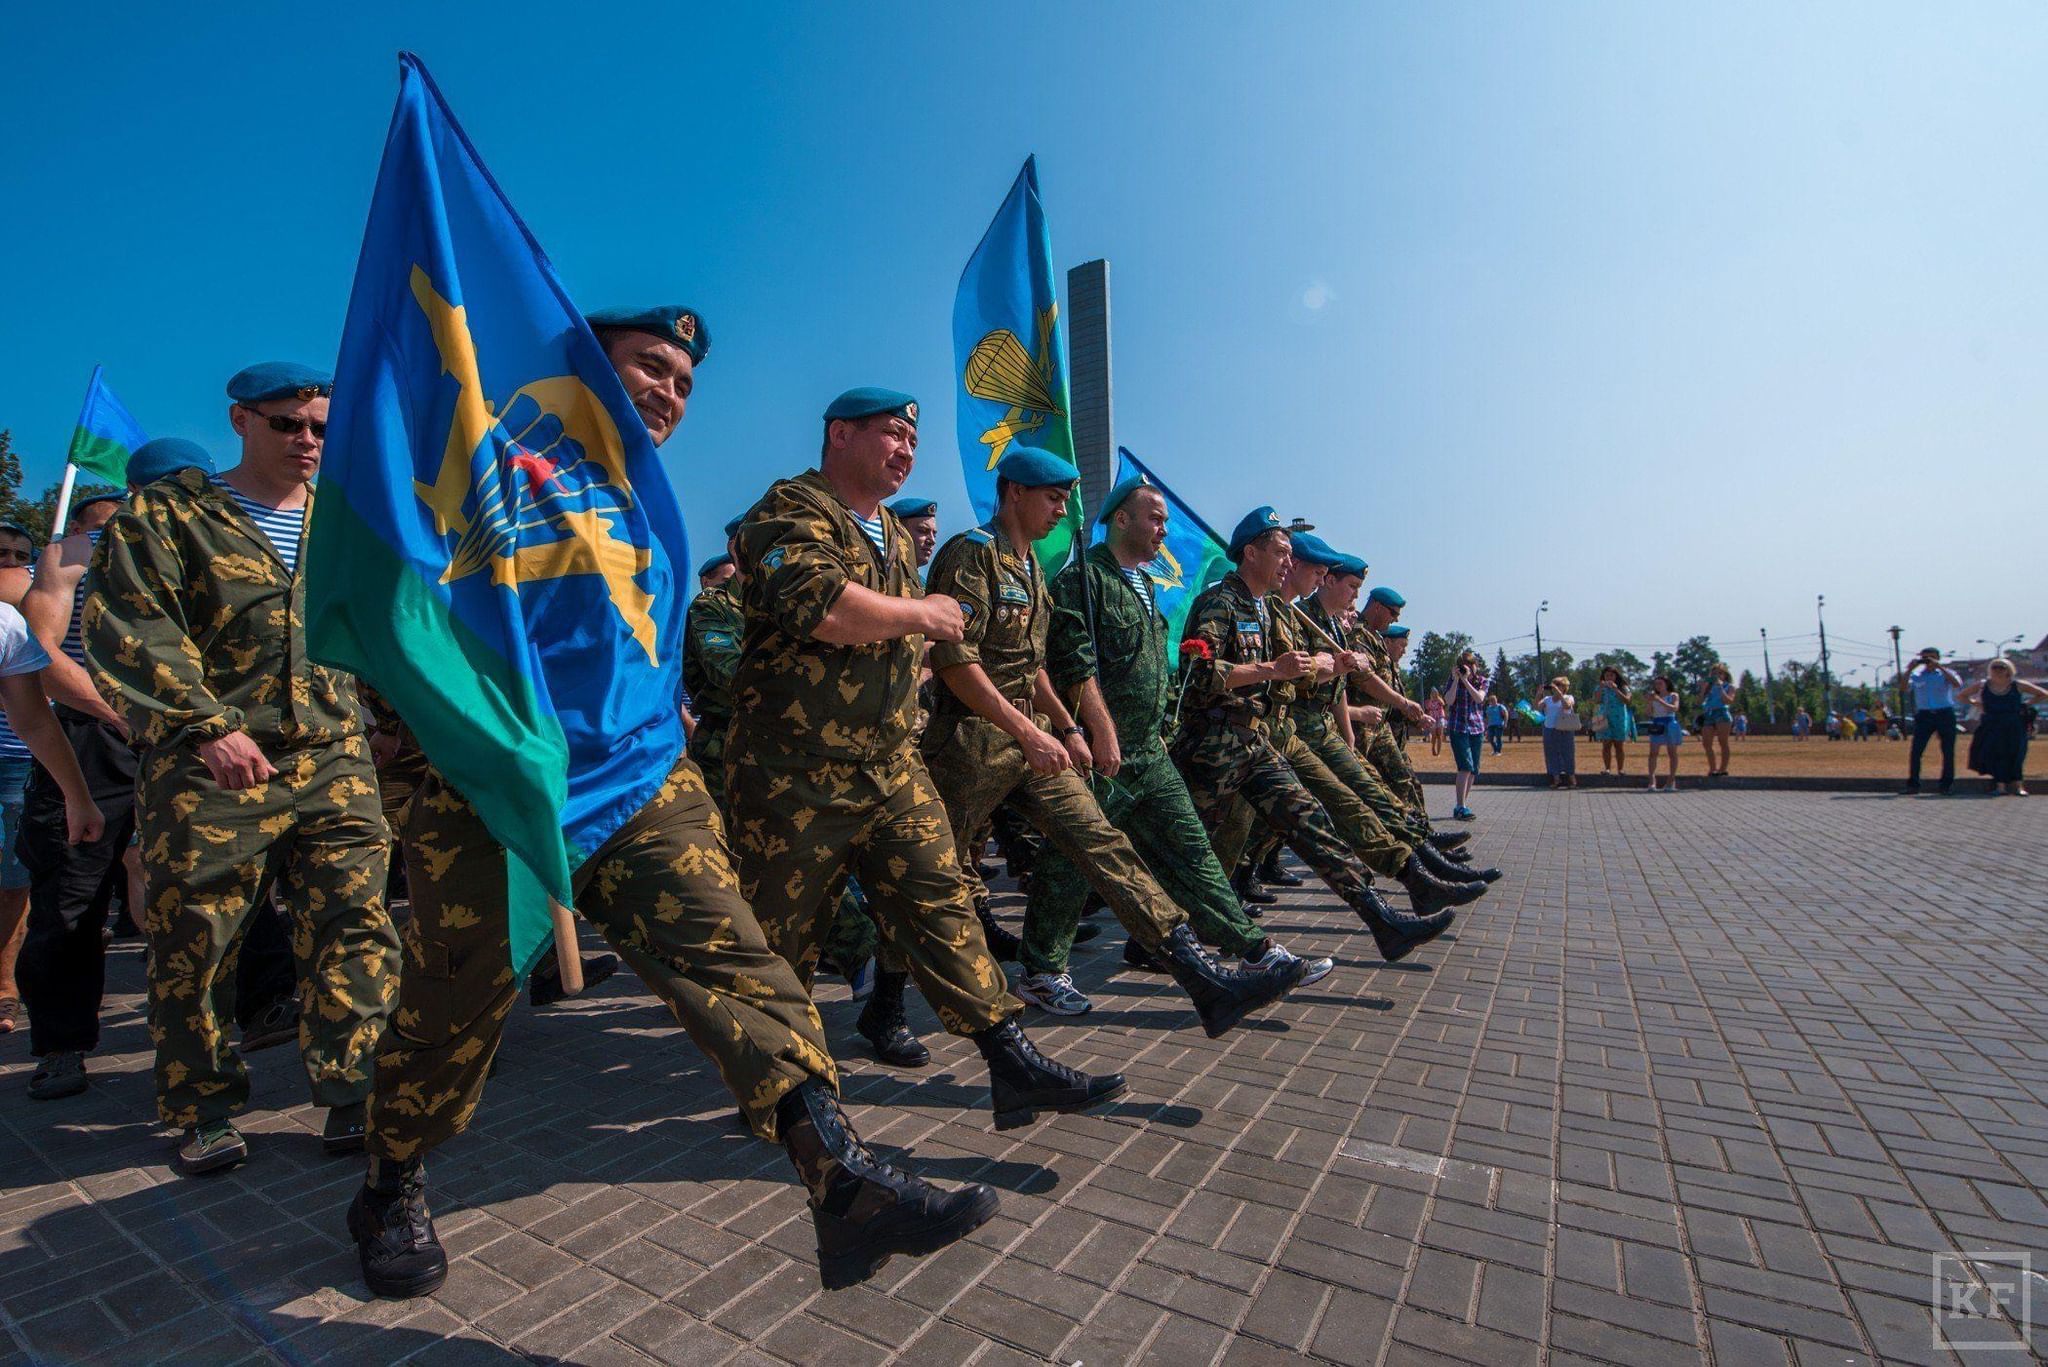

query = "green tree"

[
  {"left": 1492, "top": 646, "right": 1513, "bottom": 698},
  {"left": 1408, "top": 631, "right": 1473, "bottom": 699},
  {"left": 1672, "top": 635, "right": 1723, "bottom": 692}
]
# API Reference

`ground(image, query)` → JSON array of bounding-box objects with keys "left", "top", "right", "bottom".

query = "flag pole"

[
  {"left": 50, "top": 464, "right": 81, "bottom": 538},
  {"left": 549, "top": 899, "right": 584, "bottom": 992}
]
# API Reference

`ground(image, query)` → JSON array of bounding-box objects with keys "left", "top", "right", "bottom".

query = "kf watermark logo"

[{"left": 1931, "top": 1252, "right": 2032, "bottom": 1351}]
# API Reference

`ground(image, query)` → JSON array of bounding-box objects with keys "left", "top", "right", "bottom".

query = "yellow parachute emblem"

[{"left": 965, "top": 304, "right": 1064, "bottom": 470}]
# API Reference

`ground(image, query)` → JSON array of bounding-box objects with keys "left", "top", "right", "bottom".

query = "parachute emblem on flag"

[
  {"left": 1144, "top": 544, "right": 1187, "bottom": 592},
  {"left": 964, "top": 304, "right": 1064, "bottom": 471}
]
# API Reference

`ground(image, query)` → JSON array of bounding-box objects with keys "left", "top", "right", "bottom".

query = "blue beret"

[
  {"left": 723, "top": 513, "right": 745, "bottom": 539},
  {"left": 995, "top": 446, "right": 1080, "bottom": 489},
  {"left": 887, "top": 497, "right": 937, "bottom": 520},
  {"left": 697, "top": 553, "right": 733, "bottom": 578},
  {"left": 1383, "top": 623, "right": 1411, "bottom": 639},
  {"left": 1288, "top": 532, "right": 1340, "bottom": 568},
  {"left": 227, "top": 361, "right": 332, "bottom": 404},
  {"left": 1096, "top": 475, "right": 1152, "bottom": 523},
  {"left": 127, "top": 438, "right": 215, "bottom": 487},
  {"left": 1227, "top": 505, "right": 1288, "bottom": 559},
  {"left": 1367, "top": 585, "right": 1406, "bottom": 609},
  {"left": 586, "top": 306, "right": 710, "bottom": 365},
  {"left": 73, "top": 488, "right": 127, "bottom": 512},
  {"left": 824, "top": 387, "right": 918, "bottom": 426},
  {"left": 1328, "top": 554, "right": 1368, "bottom": 579}
]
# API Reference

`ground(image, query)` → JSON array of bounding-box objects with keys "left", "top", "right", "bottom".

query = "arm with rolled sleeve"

[
  {"left": 924, "top": 538, "right": 990, "bottom": 676},
  {"left": 82, "top": 505, "right": 240, "bottom": 749}
]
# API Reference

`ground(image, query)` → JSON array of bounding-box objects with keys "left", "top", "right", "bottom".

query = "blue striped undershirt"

[
  {"left": 855, "top": 513, "right": 887, "bottom": 556},
  {"left": 211, "top": 474, "right": 306, "bottom": 575}
]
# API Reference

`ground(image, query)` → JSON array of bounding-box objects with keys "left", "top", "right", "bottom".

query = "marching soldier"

[
  {"left": 918, "top": 447, "right": 1305, "bottom": 1046},
  {"left": 1021, "top": 477, "right": 1330, "bottom": 1014},
  {"left": 1346, "top": 587, "right": 1472, "bottom": 861},
  {"left": 682, "top": 515, "right": 746, "bottom": 796},
  {"left": 348, "top": 320, "right": 998, "bottom": 1300},
  {"left": 85, "top": 367, "right": 402, "bottom": 1174},
  {"left": 1170, "top": 508, "right": 1467, "bottom": 961},
  {"left": 727, "top": 389, "right": 1124, "bottom": 1127}
]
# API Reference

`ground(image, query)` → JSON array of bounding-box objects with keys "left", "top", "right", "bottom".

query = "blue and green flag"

[
  {"left": 67, "top": 366, "right": 148, "bottom": 486},
  {"left": 1101, "top": 447, "right": 1232, "bottom": 661},
  {"left": 305, "top": 54, "right": 691, "bottom": 978},
  {"left": 952, "top": 156, "right": 1083, "bottom": 571}
]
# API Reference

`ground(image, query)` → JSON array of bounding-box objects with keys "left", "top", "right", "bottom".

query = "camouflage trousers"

[
  {"left": 1363, "top": 724, "right": 1430, "bottom": 830},
  {"left": 1172, "top": 718, "right": 1396, "bottom": 918},
  {"left": 367, "top": 754, "right": 835, "bottom": 1159},
  {"left": 137, "top": 736, "right": 398, "bottom": 1128},
  {"left": 726, "top": 731, "right": 1016, "bottom": 1037},
  {"left": 921, "top": 713, "right": 1183, "bottom": 955},
  {"left": 1298, "top": 710, "right": 1428, "bottom": 846},
  {"left": 1210, "top": 721, "right": 1412, "bottom": 881},
  {"left": 1022, "top": 740, "right": 1263, "bottom": 975}
]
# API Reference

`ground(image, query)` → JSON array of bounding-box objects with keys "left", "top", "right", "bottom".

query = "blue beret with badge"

[
  {"left": 127, "top": 437, "right": 216, "bottom": 487},
  {"left": 995, "top": 446, "right": 1080, "bottom": 489},
  {"left": 1383, "top": 623, "right": 1411, "bottom": 639},
  {"left": 1288, "top": 531, "right": 1341, "bottom": 568},
  {"left": 586, "top": 306, "right": 710, "bottom": 365},
  {"left": 1227, "top": 505, "right": 1291, "bottom": 560},
  {"left": 887, "top": 497, "right": 937, "bottom": 520},
  {"left": 697, "top": 552, "right": 733, "bottom": 578},
  {"left": 824, "top": 387, "right": 918, "bottom": 426},
  {"left": 1328, "top": 554, "right": 1368, "bottom": 579},
  {"left": 1096, "top": 475, "right": 1153, "bottom": 524},
  {"left": 1367, "top": 585, "right": 1406, "bottom": 609},
  {"left": 227, "top": 361, "right": 332, "bottom": 404}
]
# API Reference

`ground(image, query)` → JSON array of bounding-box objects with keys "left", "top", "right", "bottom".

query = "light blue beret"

[
  {"left": 227, "top": 362, "right": 331, "bottom": 404},
  {"left": 1288, "top": 532, "right": 1340, "bottom": 567},
  {"left": 1328, "top": 554, "right": 1368, "bottom": 579},
  {"left": 723, "top": 513, "right": 745, "bottom": 539},
  {"left": 995, "top": 446, "right": 1080, "bottom": 488},
  {"left": 1383, "top": 623, "right": 1411, "bottom": 639},
  {"left": 1228, "top": 505, "right": 1288, "bottom": 559},
  {"left": 1367, "top": 585, "right": 1406, "bottom": 609},
  {"left": 127, "top": 437, "right": 215, "bottom": 487},
  {"left": 887, "top": 497, "right": 937, "bottom": 520},
  {"left": 697, "top": 553, "right": 733, "bottom": 578},
  {"left": 1096, "top": 475, "right": 1151, "bottom": 523},
  {"left": 824, "top": 387, "right": 918, "bottom": 426},
  {"left": 586, "top": 306, "right": 710, "bottom": 365}
]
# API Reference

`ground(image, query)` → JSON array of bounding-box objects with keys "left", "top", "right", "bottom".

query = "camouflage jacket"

[
  {"left": 1178, "top": 570, "right": 1276, "bottom": 727},
  {"left": 926, "top": 521, "right": 1047, "bottom": 718},
  {"left": 1348, "top": 621, "right": 1412, "bottom": 740},
  {"left": 731, "top": 469, "right": 924, "bottom": 761},
  {"left": 682, "top": 581, "right": 744, "bottom": 732},
  {"left": 1292, "top": 594, "right": 1346, "bottom": 714},
  {"left": 1047, "top": 542, "right": 1168, "bottom": 749},
  {"left": 84, "top": 468, "right": 363, "bottom": 753}
]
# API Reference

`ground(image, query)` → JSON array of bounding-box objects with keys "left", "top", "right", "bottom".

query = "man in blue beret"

[
  {"left": 885, "top": 496, "right": 939, "bottom": 570},
  {"left": 1347, "top": 588, "right": 1471, "bottom": 858},
  {"left": 728, "top": 392, "right": 1128, "bottom": 1118},
  {"left": 697, "top": 553, "right": 735, "bottom": 588},
  {"left": 1022, "top": 478, "right": 1332, "bottom": 1010},
  {"left": 919, "top": 450, "right": 1306, "bottom": 1050},
  {"left": 80, "top": 362, "right": 403, "bottom": 1176},
  {"left": 1171, "top": 512, "right": 1471, "bottom": 960},
  {"left": 356, "top": 347, "right": 1000, "bottom": 1297}
]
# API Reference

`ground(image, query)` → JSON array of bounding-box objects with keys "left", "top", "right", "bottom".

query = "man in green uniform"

[
  {"left": 85, "top": 362, "right": 401, "bottom": 1176},
  {"left": 1019, "top": 477, "right": 1331, "bottom": 1014},
  {"left": 918, "top": 447, "right": 1306, "bottom": 1044},
  {"left": 347, "top": 319, "right": 998, "bottom": 1300},
  {"left": 1170, "top": 508, "right": 1469, "bottom": 961},
  {"left": 682, "top": 515, "right": 747, "bottom": 794},
  {"left": 1347, "top": 587, "right": 1472, "bottom": 863},
  {"left": 727, "top": 389, "right": 1124, "bottom": 1128}
]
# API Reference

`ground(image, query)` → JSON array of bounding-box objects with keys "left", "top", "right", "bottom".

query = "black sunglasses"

[{"left": 243, "top": 407, "right": 327, "bottom": 440}]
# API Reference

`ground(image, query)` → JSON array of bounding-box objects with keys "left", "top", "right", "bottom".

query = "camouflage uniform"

[
  {"left": 1207, "top": 593, "right": 1413, "bottom": 879},
  {"left": 1350, "top": 623, "right": 1430, "bottom": 825},
  {"left": 1291, "top": 595, "right": 1429, "bottom": 847},
  {"left": 369, "top": 754, "right": 837, "bottom": 1157},
  {"left": 920, "top": 524, "right": 1184, "bottom": 956},
  {"left": 1024, "top": 543, "right": 1265, "bottom": 974},
  {"left": 726, "top": 471, "right": 1013, "bottom": 1034},
  {"left": 83, "top": 470, "right": 400, "bottom": 1128},
  {"left": 1170, "top": 571, "right": 1407, "bottom": 907}
]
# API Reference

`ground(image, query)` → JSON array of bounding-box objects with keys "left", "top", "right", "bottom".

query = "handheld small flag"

[
  {"left": 1102, "top": 447, "right": 1232, "bottom": 662},
  {"left": 305, "top": 54, "right": 691, "bottom": 979},
  {"left": 953, "top": 157, "right": 1083, "bottom": 571}
]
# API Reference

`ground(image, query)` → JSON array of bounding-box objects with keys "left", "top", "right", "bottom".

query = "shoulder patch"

[
  {"left": 964, "top": 528, "right": 993, "bottom": 545},
  {"left": 762, "top": 547, "right": 786, "bottom": 572},
  {"left": 703, "top": 630, "right": 735, "bottom": 647}
]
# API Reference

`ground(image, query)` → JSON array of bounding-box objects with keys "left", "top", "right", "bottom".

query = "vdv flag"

[
  {"left": 305, "top": 54, "right": 691, "bottom": 978},
  {"left": 67, "top": 366, "right": 148, "bottom": 486},
  {"left": 1100, "top": 447, "right": 1232, "bottom": 662},
  {"left": 953, "top": 156, "right": 1083, "bottom": 571}
]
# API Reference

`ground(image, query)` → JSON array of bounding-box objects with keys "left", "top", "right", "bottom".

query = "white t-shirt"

[
  {"left": 0, "top": 602, "right": 52, "bottom": 680},
  {"left": 1538, "top": 695, "right": 1576, "bottom": 728}
]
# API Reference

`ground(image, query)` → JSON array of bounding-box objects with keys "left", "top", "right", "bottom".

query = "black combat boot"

[
  {"left": 528, "top": 951, "right": 620, "bottom": 1008},
  {"left": 973, "top": 1019, "right": 1127, "bottom": 1130},
  {"left": 1415, "top": 841, "right": 1496, "bottom": 886},
  {"left": 1232, "top": 864, "right": 1277, "bottom": 906},
  {"left": 1425, "top": 830, "right": 1470, "bottom": 854},
  {"left": 975, "top": 896, "right": 1023, "bottom": 963},
  {"left": 1159, "top": 924, "right": 1306, "bottom": 1039},
  {"left": 855, "top": 971, "right": 930, "bottom": 1068},
  {"left": 1341, "top": 881, "right": 1457, "bottom": 963},
  {"left": 1071, "top": 921, "right": 1102, "bottom": 945},
  {"left": 1256, "top": 848, "right": 1304, "bottom": 887},
  {"left": 779, "top": 1081, "right": 999, "bottom": 1289},
  {"left": 349, "top": 1157, "right": 448, "bottom": 1299},
  {"left": 1398, "top": 853, "right": 1488, "bottom": 916}
]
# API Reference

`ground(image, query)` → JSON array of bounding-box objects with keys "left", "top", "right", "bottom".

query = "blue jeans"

[
  {"left": 1485, "top": 725, "right": 1504, "bottom": 755},
  {"left": 0, "top": 755, "right": 32, "bottom": 891},
  {"left": 1448, "top": 731, "right": 1483, "bottom": 775},
  {"left": 1909, "top": 708, "right": 1957, "bottom": 789}
]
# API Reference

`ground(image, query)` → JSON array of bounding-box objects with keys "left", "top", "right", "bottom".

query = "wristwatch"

[{"left": 1059, "top": 725, "right": 1085, "bottom": 739}]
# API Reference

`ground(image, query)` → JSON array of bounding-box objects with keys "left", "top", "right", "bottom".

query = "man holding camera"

[{"left": 1903, "top": 647, "right": 1964, "bottom": 795}]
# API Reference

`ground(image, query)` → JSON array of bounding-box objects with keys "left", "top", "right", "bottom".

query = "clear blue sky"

[{"left": 3, "top": 3, "right": 2042, "bottom": 683}]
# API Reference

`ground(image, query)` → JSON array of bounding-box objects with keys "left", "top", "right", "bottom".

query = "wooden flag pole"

[{"left": 550, "top": 899, "right": 584, "bottom": 992}]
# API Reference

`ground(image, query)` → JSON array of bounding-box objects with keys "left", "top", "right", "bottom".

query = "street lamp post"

[
  {"left": 1760, "top": 627, "right": 1777, "bottom": 725},
  {"left": 1888, "top": 625, "right": 1906, "bottom": 718},
  {"left": 1533, "top": 600, "right": 1549, "bottom": 693},
  {"left": 1817, "top": 595, "right": 1833, "bottom": 720}
]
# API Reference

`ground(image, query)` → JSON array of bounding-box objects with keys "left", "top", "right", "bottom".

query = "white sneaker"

[
  {"left": 1017, "top": 972, "right": 1093, "bottom": 1016},
  {"left": 1246, "top": 943, "right": 1333, "bottom": 986}
]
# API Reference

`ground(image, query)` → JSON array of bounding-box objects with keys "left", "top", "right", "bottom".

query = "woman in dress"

[
  {"left": 1959, "top": 658, "right": 2046, "bottom": 796},
  {"left": 1593, "top": 667, "right": 1637, "bottom": 774},
  {"left": 1697, "top": 664, "right": 1736, "bottom": 777},
  {"left": 1644, "top": 674, "right": 1684, "bottom": 791}
]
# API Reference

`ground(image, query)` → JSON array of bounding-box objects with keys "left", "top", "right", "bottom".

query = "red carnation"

[{"left": 1179, "top": 638, "right": 1212, "bottom": 661}]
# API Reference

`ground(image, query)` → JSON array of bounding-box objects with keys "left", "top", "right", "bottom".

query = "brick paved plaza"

[{"left": 3, "top": 790, "right": 2044, "bottom": 1365}]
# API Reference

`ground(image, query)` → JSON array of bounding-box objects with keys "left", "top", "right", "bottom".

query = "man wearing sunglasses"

[{"left": 84, "top": 365, "right": 401, "bottom": 1177}]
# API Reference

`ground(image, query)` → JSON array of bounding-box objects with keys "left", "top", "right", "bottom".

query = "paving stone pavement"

[{"left": 3, "top": 789, "right": 2045, "bottom": 1366}]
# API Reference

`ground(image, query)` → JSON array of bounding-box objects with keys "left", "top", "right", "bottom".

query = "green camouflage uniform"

[
  {"left": 1292, "top": 596, "right": 1429, "bottom": 847},
  {"left": 920, "top": 524, "right": 1183, "bottom": 956},
  {"left": 1170, "top": 571, "right": 1406, "bottom": 905},
  {"left": 83, "top": 469, "right": 399, "bottom": 1128},
  {"left": 1351, "top": 623, "right": 1431, "bottom": 824},
  {"left": 368, "top": 754, "right": 837, "bottom": 1156},
  {"left": 1024, "top": 543, "right": 1265, "bottom": 974},
  {"left": 1208, "top": 593, "right": 1413, "bottom": 880},
  {"left": 726, "top": 471, "right": 1013, "bottom": 1035}
]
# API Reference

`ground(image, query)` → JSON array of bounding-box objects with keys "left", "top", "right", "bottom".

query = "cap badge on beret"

[
  {"left": 905, "top": 401, "right": 918, "bottom": 424},
  {"left": 674, "top": 313, "right": 697, "bottom": 344}
]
